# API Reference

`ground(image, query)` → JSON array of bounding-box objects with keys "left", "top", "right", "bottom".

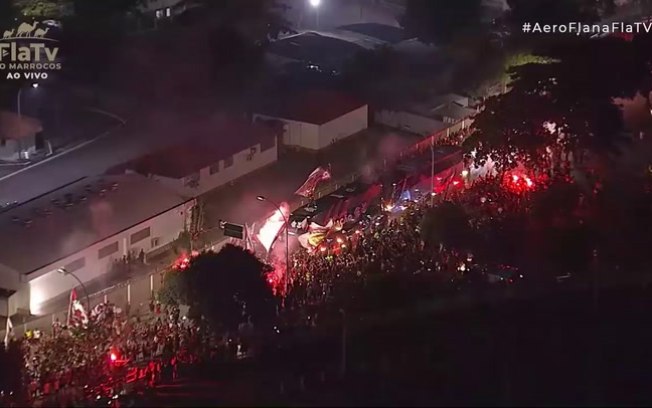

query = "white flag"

[{"left": 4, "top": 316, "right": 13, "bottom": 350}]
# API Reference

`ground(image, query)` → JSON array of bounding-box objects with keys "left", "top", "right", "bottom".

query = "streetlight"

[
  {"left": 57, "top": 267, "right": 91, "bottom": 314},
  {"left": 256, "top": 196, "right": 290, "bottom": 297},
  {"left": 309, "top": 0, "right": 321, "bottom": 29}
]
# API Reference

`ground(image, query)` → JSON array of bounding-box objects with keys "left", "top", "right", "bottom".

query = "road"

[{"left": 0, "top": 109, "right": 205, "bottom": 204}]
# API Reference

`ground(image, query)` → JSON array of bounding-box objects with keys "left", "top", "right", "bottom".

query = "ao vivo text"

[{"left": 5, "top": 72, "right": 48, "bottom": 80}]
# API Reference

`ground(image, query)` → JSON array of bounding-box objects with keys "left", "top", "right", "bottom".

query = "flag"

[
  {"left": 4, "top": 316, "right": 13, "bottom": 350},
  {"left": 295, "top": 166, "right": 331, "bottom": 198},
  {"left": 66, "top": 288, "right": 77, "bottom": 326}
]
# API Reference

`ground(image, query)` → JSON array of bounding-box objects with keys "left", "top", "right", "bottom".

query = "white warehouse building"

[
  {"left": 253, "top": 90, "right": 368, "bottom": 151},
  {"left": 110, "top": 119, "right": 279, "bottom": 197},
  {"left": 0, "top": 174, "right": 194, "bottom": 318}
]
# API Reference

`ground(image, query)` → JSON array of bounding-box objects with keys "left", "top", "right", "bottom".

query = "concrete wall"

[
  {"left": 192, "top": 139, "right": 278, "bottom": 196},
  {"left": 253, "top": 113, "right": 320, "bottom": 150},
  {"left": 318, "top": 105, "right": 368, "bottom": 149},
  {"left": 254, "top": 107, "right": 367, "bottom": 151},
  {"left": 0, "top": 135, "right": 36, "bottom": 161},
  {"left": 375, "top": 110, "right": 448, "bottom": 136},
  {"left": 144, "top": 139, "right": 278, "bottom": 197},
  {"left": 139, "top": 0, "right": 183, "bottom": 13},
  {"left": 12, "top": 200, "right": 193, "bottom": 316}
]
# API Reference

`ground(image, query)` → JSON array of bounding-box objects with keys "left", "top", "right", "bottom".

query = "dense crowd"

[
  {"left": 285, "top": 190, "right": 472, "bottom": 318},
  {"left": 8, "top": 302, "right": 202, "bottom": 406}
]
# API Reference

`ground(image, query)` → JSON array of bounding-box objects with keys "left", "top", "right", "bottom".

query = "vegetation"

[
  {"left": 401, "top": 0, "right": 484, "bottom": 45},
  {"left": 159, "top": 245, "right": 278, "bottom": 334}
]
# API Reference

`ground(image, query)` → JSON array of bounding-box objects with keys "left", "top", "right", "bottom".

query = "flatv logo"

[{"left": 0, "top": 21, "right": 61, "bottom": 80}]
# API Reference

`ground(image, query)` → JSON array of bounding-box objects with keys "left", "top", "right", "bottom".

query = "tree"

[
  {"left": 420, "top": 201, "right": 474, "bottom": 251},
  {"left": 401, "top": 0, "right": 483, "bottom": 45},
  {"left": 464, "top": 38, "right": 640, "bottom": 176},
  {"left": 0, "top": 0, "right": 18, "bottom": 27},
  {"left": 183, "top": 245, "right": 277, "bottom": 333},
  {"left": 14, "top": 0, "right": 63, "bottom": 17},
  {"left": 506, "top": 0, "right": 599, "bottom": 26}
]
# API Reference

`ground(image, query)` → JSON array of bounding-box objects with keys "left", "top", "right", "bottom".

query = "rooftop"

[
  {"left": 337, "top": 23, "right": 410, "bottom": 44},
  {"left": 0, "top": 174, "right": 190, "bottom": 277},
  {"left": 267, "top": 32, "right": 365, "bottom": 67},
  {"left": 111, "top": 118, "right": 277, "bottom": 179},
  {"left": 431, "top": 103, "right": 477, "bottom": 121},
  {"left": 0, "top": 111, "right": 42, "bottom": 140},
  {"left": 257, "top": 90, "right": 366, "bottom": 125}
]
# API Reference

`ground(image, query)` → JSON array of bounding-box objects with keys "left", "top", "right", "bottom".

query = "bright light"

[
  {"left": 336, "top": 237, "right": 343, "bottom": 244},
  {"left": 431, "top": 192, "right": 436, "bottom": 196},
  {"left": 320, "top": 246, "right": 327, "bottom": 252},
  {"left": 309, "top": 0, "right": 321, "bottom": 7},
  {"left": 461, "top": 170, "right": 469, "bottom": 177},
  {"left": 525, "top": 177, "right": 533, "bottom": 187},
  {"left": 256, "top": 195, "right": 266, "bottom": 202},
  {"left": 384, "top": 204, "right": 394, "bottom": 212},
  {"left": 31, "top": 83, "right": 39, "bottom": 88},
  {"left": 257, "top": 202, "right": 290, "bottom": 252},
  {"left": 452, "top": 181, "right": 460, "bottom": 186},
  {"left": 110, "top": 353, "right": 117, "bottom": 362},
  {"left": 512, "top": 175, "right": 519, "bottom": 182}
]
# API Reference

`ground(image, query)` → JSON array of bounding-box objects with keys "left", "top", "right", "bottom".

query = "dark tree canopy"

[
  {"left": 506, "top": 0, "right": 600, "bottom": 26},
  {"left": 163, "top": 245, "right": 278, "bottom": 333},
  {"left": 401, "top": 0, "right": 483, "bottom": 45},
  {"left": 463, "top": 37, "right": 649, "bottom": 174}
]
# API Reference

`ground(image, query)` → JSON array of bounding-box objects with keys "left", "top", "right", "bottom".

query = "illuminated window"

[
  {"left": 165, "top": 7, "right": 171, "bottom": 17},
  {"left": 155, "top": 9, "right": 163, "bottom": 19}
]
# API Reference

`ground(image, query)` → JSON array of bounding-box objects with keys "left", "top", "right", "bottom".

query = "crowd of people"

[{"left": 5, "top": 302, "right": 203, "bottom": 407}]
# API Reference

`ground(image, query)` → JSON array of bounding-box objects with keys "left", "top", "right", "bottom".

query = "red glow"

[
  {"left": 512, "top": 175, "right": 519, "bottom": 182},
  {"left": 110, "top": 352, "right": 117, "bottom": 362},
  {"left": 452, "top": 180, "right": 460, "bottom": 186},
  {"left": 320, "top": 246, "right": 327, "bottom": 252}
]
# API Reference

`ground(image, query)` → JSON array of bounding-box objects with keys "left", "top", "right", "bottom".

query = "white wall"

[
  {"left": 140, "top": 0, "right": 183, "bottom": 13},
  {"left": 192, "top": 140, "right": 278, "bottom": 196},
  {"left": 253, "top": 113, "right": 321, "bottom": 150},
  {"left": 375, "top": 109, "right": 448, "bottom": 136},
  {"left": 0, "top": 136, "right": 36, "bottom": 161},
  {"left": 254, "top": 107, "right": 367, "bottom": 151},
  {"left": 318, "top": 105, "right": 368, "bottom": 149},
  {"left": 18, "top": 200, "right": 193, "bottom": 316}
]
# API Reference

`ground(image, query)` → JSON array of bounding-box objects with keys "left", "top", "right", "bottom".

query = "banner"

[{"left": 295, "top": 166, "right": 331, "bottom": 198}]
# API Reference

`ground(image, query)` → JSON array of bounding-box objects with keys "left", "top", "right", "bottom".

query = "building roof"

[
  {"left": 267, "top": 32, "right": 365, "bottom": 67},
  {"left": 431, "top": 103, "right": 477, "bottom": 121},
  {"left": 0, "top": 174, "right": 190, "bottom": 277},
  {"left": 256, "top": 90, "right": 366, "bottom": 125},
  {"left": 337, "top": 23, "right": 410, "bottom": 44},
  {"left": 111, "top": 118, "right": 277, "bottom": 179},
  {"left": 0, "top": 111, "right": 42, "bottom": 140}
]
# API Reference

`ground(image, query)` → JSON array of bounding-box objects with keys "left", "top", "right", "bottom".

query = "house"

[
  {"left": 253, "top": 90, "right": 368, "bottom": 151},
  {"left": 0, "top": 111, "right": 43, "bottom": 161},
  {"left": 139, "top": 0, "right": 193, "bottom": 19},
  {"left": 375, "top": 93, "right": 476, "bottom": 139},
  {"left": 0, "top": 174, "right": 194, "bottom": 318},
  {"left": 111, "top": 119, "right": 279, "bottom": 197}
]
